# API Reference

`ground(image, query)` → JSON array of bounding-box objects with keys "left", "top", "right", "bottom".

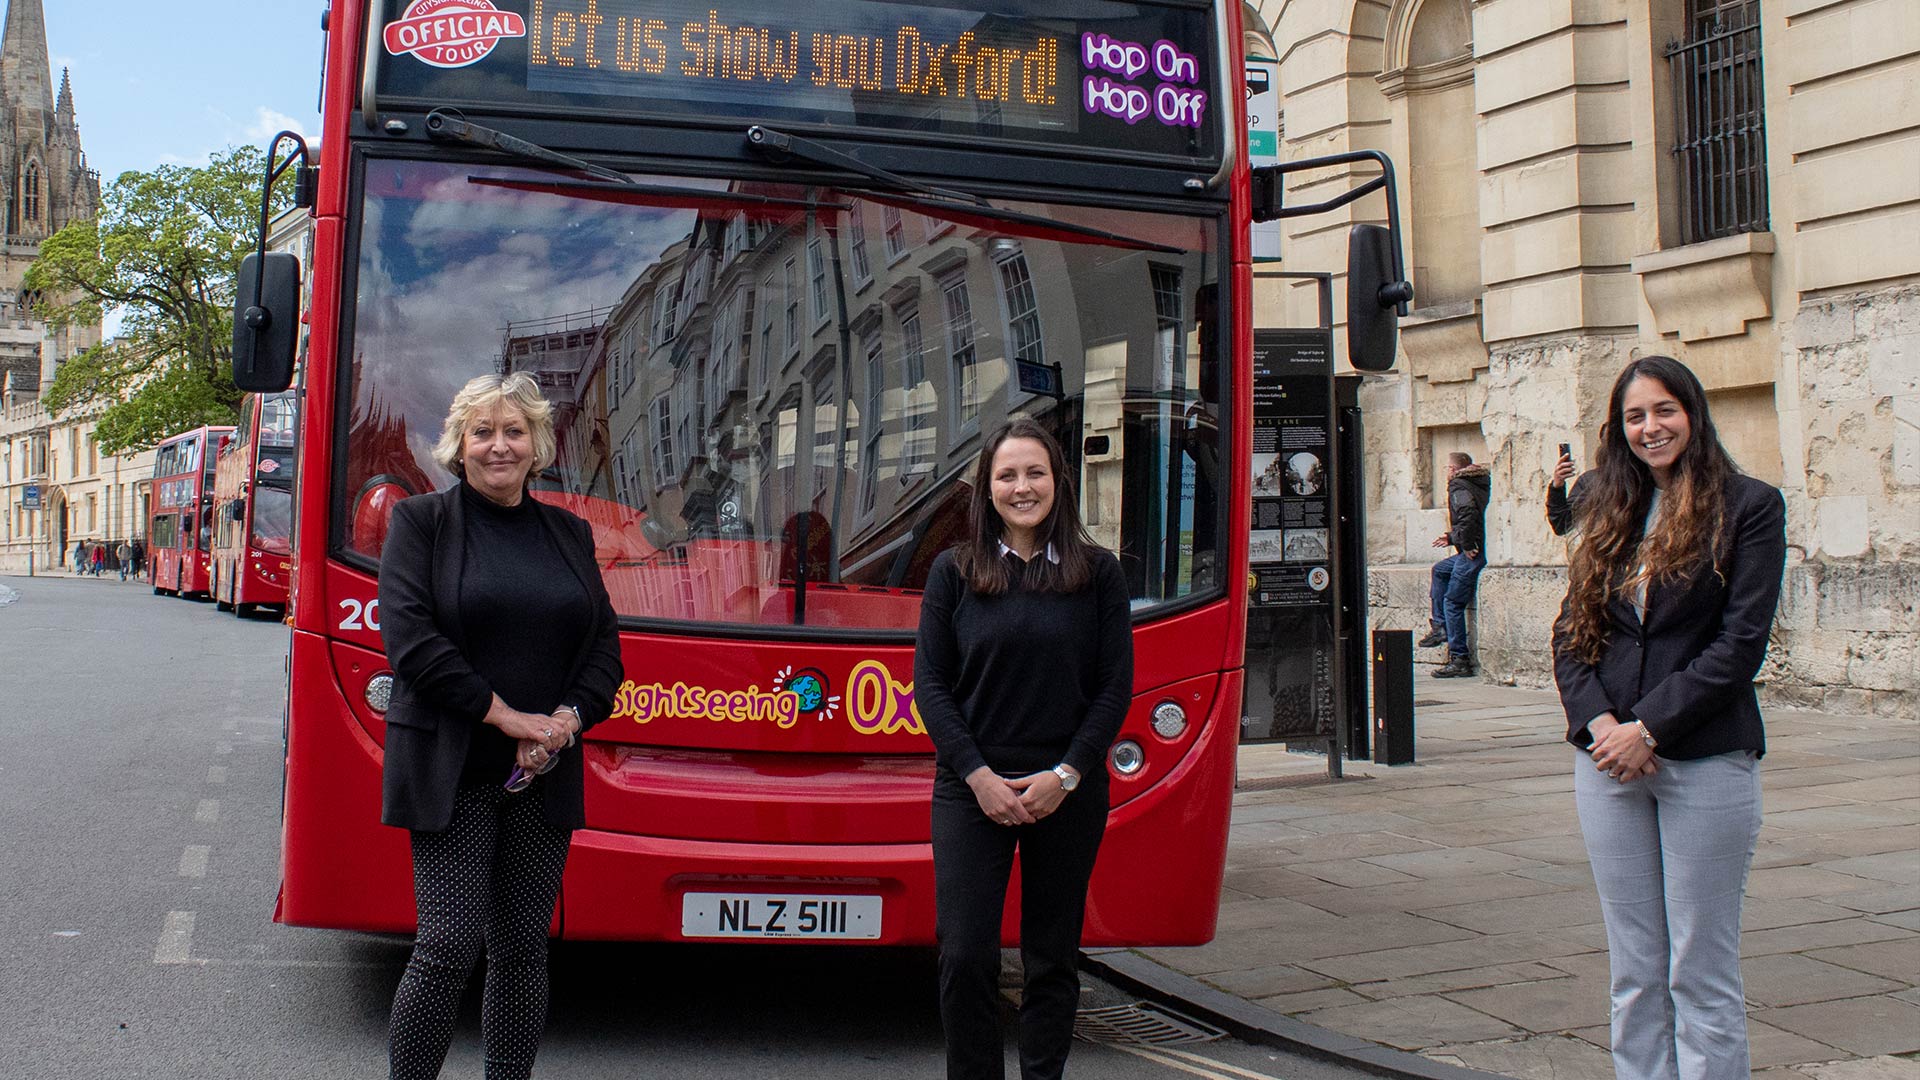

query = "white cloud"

[{"left": 246, "top": 106, "right": 306, "bottom": 142}]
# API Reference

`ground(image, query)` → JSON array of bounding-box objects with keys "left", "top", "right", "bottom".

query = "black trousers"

[
  {"left": 932, "top": 771, "right": 1108, "bottom": 1080},
  {"left": 388, "top": 783, "right": 572, "bottom": 1080}
]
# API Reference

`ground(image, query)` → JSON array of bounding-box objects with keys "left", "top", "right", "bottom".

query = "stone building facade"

[
  {"left": 0, "top": 0, "right": 119, "bottom": 576},
  {"left": 1249, "top": 0, "right": 1916, "bottom": 713}
]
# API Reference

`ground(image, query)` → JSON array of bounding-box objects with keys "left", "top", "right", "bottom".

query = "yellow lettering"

[
  {"left": 642, "top": 19, "right": 667, "bottom": 74},
  {"left": 896, "top": 27, "right": 922, "bottom": 92},
  {"left": 552, "top": 10, "right": 576, "bottom": 66},
  {"left": 809, "top": 32, "right": 834, "bottom": 86},
  {"left": 681, "top": 21, "right": 704, "bottom": 77},
  {"left": 578, "top": 0, "right": 603, "bottom": 68},
  {"left": 1021, "top": 37, "right": 1058, "bottom": 105},
  {"left": 762, "top": 30, "right": 799, "bottom": 82},
  {"left": 529, "top": 0, "right": 547, "bottom": 65}
]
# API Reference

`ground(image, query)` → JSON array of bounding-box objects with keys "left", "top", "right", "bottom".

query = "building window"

[
  {"left": 941, "top": 275, "right": 979, "bottom": 427},
  {"left": 783, "top": 257, "right": 800, "bottom": 356},
  {"left": 22, "top": 160, "right": 39, "bottom": 228},
  {"left": 758, "top": 272, "right": 777, "bottom": 387},
  {"left": 898, "top": 306, "right": 934, "bottom": 469},
  {"left": 882, "top": 205, "right": 908, "bottom": 262},
  {"left": 847, "top": 209, "right": 872, "bottom": 286},
  {"left": 653, "top": 284, "right": 678, "bottom": 346},
  {"left": 651, "top": 396, "right": 676, "bottom": 488},
  {"left": 1665, "top": 0, "right": 1768, "bottom": 243},
  {"left": 860, "top": 330, "right": 886, "bottom": 513},
  {"left": 995, "top": 250, "right": 1044, "bottom": 369},
  {"left": 808, "top": 234, "right": 830, "bottom": 326},
  {"left": 1150, "top": 265, "right": 1185, "bottom": 392}
]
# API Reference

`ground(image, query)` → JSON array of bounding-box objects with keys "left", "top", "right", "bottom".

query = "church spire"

[
  {"left": 55, "top": 64, "right": 71, "bottom": 121},
  {"left": 0, "top": 0, "right": 54, "bottom": 116}
]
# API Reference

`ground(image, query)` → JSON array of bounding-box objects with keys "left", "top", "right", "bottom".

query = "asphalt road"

[{"left": 0, "top": 575, "right": 1372, "bottom": 1080}]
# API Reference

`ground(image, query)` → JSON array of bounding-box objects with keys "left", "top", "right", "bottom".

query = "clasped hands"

[
  {"left": 967, "top": 765, "right": 1073, "bottom": 826},
  {"left": 486, "top": 695, "right": 582, "bottom": 771},
  {"left": 1588, "top": 712, "right": 1658, "bottom": 783}
]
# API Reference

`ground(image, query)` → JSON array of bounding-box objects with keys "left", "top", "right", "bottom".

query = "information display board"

[
  {"left": 373, "top": 0, "right": 1221, "bottom": 161},
  {"left": 1242, "top": 326, "right": 1338, "bottom": 744}
]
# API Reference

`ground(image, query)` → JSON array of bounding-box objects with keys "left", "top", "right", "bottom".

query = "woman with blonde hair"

[
  {"left": 378, "top": 372, "right": 623, "bottom": 1080},
  {"left": 1554, "top": 355, "right": 1785, "bottom": 1080}
]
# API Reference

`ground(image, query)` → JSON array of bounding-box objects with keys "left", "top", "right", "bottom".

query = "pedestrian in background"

[
  {"left": 72, "top": 539, "right": 86, "bottom": 574},
  {"left": 915, "top": 416, "right": 1133, "bottom": 1080},
  {"left": 117, "top": 541, "right": 132, "bottom": 581},
  {"left": 1418, "top": 452, "right": 1491, "bottom": 676},
  {"left": 130, "top": 538, "right": 145, "bottom": 579},
  {"left": 1554, "top": 355, "right": 1786, "bottom": 1080},
  {"left": 90, "top": 542, "right": 105, "bottom": 576},
  {"left": 377, "top": 372, "right": 624, "bottom": 1080}
]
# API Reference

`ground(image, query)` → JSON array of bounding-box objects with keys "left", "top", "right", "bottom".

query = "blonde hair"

[{"left": 432, "top": 372, "right": 557, "bottom": 480}]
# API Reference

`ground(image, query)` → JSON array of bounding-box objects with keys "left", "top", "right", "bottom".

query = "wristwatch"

[
  {"left": 1634, "top": 721, "right": 1657, "bottom": 749},
  {"left": 558, "top": 704, "right": 582, "bottom": 746},
  {"left": 1051, "top": 764, "right": 1080, "bottom": 792}
]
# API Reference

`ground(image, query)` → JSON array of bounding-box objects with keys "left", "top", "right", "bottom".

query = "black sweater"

[
  {"left": 913, "top": 548, "right": 1133, "bottom": 780},
  {"left": 455, "top": 483, "right": 590, "bottom": 781}
]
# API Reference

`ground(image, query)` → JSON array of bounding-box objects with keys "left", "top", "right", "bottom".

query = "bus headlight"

[
  {"left": 365, "top": 673, "right": 393, "bottom": 713},
  {"left": 1151, "top": 701, "right": 1188, "bottom": 739},
  {"left": 1110, "top": 740, "right": 1145, "bottom": 776}
]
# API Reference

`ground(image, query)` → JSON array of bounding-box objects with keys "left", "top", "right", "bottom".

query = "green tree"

[{"left": 25, "top": 145, "right": 289, "bottom": 453}]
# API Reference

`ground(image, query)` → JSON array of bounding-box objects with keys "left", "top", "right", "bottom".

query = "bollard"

[{"left": 1372, "top": 629, "right": 1415, "bottom": 765}]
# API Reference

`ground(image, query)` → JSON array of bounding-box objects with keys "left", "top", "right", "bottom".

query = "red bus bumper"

[{"left": 276, "top": 630, "right": 1238, "bottom": 946}]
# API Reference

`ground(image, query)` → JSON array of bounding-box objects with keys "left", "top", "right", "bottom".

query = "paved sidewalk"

[{"left": 1131, "top": 675, "right": 1920, "bottom": 1079}]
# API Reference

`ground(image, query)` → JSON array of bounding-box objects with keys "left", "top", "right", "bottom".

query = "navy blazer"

[
  {"left": 1555, "top": 473, "right": 1786, "bottom": 759},
  {"left": 377, "top": 484, "right": 624, "bottom": 831}
]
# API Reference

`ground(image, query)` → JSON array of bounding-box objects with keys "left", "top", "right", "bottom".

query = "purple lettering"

[
  {"left": 1152, "top": 40, "right": 1199, "bottom": 85},
  {"left": 1084, "top": 76, "right": 1150, "bottom": 123}
]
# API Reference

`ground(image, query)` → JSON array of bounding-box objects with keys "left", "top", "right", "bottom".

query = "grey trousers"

[{"left": 1574, "top": 749, "right": 1762, "bottom": 1080}]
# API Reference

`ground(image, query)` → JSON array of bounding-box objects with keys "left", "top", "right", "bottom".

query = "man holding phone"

[{"left": 1547, "top": 441, "right": 1580, "bottom": 537}]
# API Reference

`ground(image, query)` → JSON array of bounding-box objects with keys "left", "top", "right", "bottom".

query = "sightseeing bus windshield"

[{"left": 339, "top": 158, "right": 1225, "bottom": 632}]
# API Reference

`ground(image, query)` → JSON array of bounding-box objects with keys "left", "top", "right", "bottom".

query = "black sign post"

[{"left": 1240, "top": 276, "right": 1367, "bottom": 777}]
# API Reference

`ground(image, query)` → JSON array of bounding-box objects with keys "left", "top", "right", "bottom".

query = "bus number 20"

[{"left": 339, "top": 598, "right": 381, "bottom": 632}]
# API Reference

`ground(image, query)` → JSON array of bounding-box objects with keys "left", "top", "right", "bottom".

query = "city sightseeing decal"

[
  {"left": 607, "top": 658, "right": 924, "bottom": 736},
  {"left": 384, "top": 0, "right": 528, "bottom": 68}
]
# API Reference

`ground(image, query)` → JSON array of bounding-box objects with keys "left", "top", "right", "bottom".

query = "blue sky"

[{"left": 44, "top": 0, "right": 324, "bottom": 186}]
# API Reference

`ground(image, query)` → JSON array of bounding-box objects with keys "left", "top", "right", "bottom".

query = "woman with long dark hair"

[
  {"left": 915, "top": 416, "right": 1133, "bottom": 1080},
  {"left": 1554, "top": 356, "right": 1785, "bottom": 1080}
]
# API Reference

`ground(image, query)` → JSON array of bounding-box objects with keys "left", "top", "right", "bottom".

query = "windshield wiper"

[
  {"left": 426, "top": 109, "right": 851, "bottom": 211},
  {"left": 745, "top": 125, "right": 1187, "bottom": 254},
  {"left": 427, "top": 108, "right": 634, "bottom": 184}
]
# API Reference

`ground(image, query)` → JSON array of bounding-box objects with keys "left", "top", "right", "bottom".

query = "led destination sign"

[{"left": 374, "top": 0, "right": 1218, "bottom": 160}]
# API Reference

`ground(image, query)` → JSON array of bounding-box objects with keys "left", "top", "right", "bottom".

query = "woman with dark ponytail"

[
  {"left": 915, "top": 416, "right": 1132, "bottom": 1080},
  {"left": 1554, "top": 356, "right": 1785, "bottom": 1080}
]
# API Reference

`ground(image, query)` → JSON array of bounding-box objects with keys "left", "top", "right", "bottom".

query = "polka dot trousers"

[{"left": 388, "top": 783, "right": 572, "bottom": 1080}]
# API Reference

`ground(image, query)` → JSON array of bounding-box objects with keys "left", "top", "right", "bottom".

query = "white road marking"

[
  {"left": 154, "top": 911, "right": 200, "bottom": 964},
  {"left": 194, "top": 799, "right": 220, "bottom": 823},
  {"left": 178, "top": 846, "right": 210, "bottom": 878},
  {"left": 1145, "top": 1045, "right": 1292, "bottom": 1080},
  {"left": 207, "top": 765, "right": 227, "bottom": 784},
  {"left": 1105, "top": 1043, "right": 1288, "bottom": 1080}
]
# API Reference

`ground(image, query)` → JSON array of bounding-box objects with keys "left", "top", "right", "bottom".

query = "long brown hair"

[
  {"left": 1557, "top": 356, "right": 1739, "bottom": 663},
  {"left": 953, "top": 416, "right": 1099, "bottom": 594}
]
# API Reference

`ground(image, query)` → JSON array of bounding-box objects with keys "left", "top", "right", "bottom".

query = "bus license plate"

[{"left": 680, "top": 893, "right": 882, "bottom": 940}]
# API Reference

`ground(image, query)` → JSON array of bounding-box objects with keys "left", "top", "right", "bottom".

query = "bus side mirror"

[
  {"left": 233, "top": 252, "right": 301, "bottom": 392},
  {"left": 1347, "top": 224, "right": 1412, "bottom": 372}
]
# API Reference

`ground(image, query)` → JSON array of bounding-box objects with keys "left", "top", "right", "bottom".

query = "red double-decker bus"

[
  {"left": 244, "top": 0, "right": 1265, "bottom": 945},
  {"left": 211, "top": 392, "right": 298, "bottom": 617},
  {"left": 148, "top": 425, "right": 235, "bottom": 598}
]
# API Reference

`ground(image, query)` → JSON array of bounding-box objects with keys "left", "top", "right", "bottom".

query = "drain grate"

[{"left": 1073, "top": 1003, "right": 1226, "bottom": 1046}]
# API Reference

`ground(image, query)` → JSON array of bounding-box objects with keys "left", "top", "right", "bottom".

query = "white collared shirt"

[{"left": 998, "top": 539, "right": 1060, "bottom": 564}]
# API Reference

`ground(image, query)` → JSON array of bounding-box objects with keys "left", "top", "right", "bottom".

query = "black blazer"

[
  {"left": 1555, "top": 473, "right": 1786, "bottom": 760},
  {"left": 377, "top": 484, "right": 624, "bottom": 831}
]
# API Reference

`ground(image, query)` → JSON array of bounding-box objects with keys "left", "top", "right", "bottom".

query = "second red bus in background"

[
  {"left": 148, "top": 424, "right": 234, "bottom": 599},
  {"left": 212, "top": 392, "right": 299, "bottom": 617}
]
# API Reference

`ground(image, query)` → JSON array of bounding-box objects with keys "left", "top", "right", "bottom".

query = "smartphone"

[{"left": 1558, "top": 442, "right": 1572, "bottom": 461}]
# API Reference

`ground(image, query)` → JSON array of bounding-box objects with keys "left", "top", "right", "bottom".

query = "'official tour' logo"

[{"left": 383, "top": 0, "right": 526, "bottom": 69}]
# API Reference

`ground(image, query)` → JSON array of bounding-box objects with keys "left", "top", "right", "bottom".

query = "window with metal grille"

[{"left": 1665, "top": 0, "right": 1768, "bottom": 243}]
